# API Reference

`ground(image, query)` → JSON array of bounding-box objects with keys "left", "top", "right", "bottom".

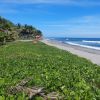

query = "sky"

[{"left": 0, "top": 0, "right": 100, "bottom": 38}]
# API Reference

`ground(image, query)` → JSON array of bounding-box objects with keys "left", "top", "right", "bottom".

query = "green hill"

[{"left": 0, "top": 16, "right": 42, "bottom": 45}]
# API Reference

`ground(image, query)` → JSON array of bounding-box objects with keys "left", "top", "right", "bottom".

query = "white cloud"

[
  {"left": 0, "top": 0, "right": 73, "bottom": 4},
  {"left": 65, "top": 15, "right": 100, "bottom": 37},
  {"left": 41, "top": 15, "right": 100, "bottom": 37},
  {"left": 42, "top": 15, "right": 100, "bottom": 27},
  {"left": 0, "top": 9, "right": 18, "bottom": 14},
  {"left": 0, "top": 0, "right": 100, "bottom": 6}
]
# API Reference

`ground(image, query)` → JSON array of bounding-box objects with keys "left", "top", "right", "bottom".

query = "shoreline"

[{"left": 41, "top": 39, "right": 100, "bottom": 65}]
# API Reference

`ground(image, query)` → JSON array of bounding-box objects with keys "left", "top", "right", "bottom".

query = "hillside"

[{"left": 0, "top": 16, "right": 42, "bottom": 45}]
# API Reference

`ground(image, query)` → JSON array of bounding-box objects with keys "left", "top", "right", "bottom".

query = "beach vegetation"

[
  {"left": 0, "top": 16, "right": 42, "bottom": 45},
  {"left": 0, "top": 42, "right": 100, "bottom": 99}
]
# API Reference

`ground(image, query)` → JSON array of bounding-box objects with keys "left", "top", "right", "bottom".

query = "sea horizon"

[{"left": 47, "top": 37, "right": 100, "bottom": 50}]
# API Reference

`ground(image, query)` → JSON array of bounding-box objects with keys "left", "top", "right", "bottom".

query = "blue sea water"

[{"left": 48, "top": 37, "right": 100, "bottom": 50}]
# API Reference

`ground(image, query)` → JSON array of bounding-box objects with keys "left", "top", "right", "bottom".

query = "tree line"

[{"left": 0, "top": 16, "right": 42, "bottom": 45}]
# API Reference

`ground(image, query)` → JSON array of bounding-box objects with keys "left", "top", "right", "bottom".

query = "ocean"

[{"left": 48, "top": 37, "right": 100, "bottom": 50}]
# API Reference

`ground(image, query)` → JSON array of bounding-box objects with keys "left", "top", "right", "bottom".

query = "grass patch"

[{"left": 0, "top": 42, "right": 100, "bottom": 99}]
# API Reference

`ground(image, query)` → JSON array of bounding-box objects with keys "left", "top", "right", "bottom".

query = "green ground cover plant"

[{"left": 0, "top": 42, "right": 100, "bottom": 99}]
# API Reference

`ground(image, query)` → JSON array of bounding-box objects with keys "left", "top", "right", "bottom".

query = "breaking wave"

[
  {"left": 82, "top": 40, "right": 100, "bottom": 44},
  {"left": 66, "top": 42, "right": 100, "bottom": 50}
]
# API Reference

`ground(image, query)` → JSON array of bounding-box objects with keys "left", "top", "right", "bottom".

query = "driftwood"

[
  {"left": 8, "top": 77, "right": 33, "bottom": 94},
  {"left": 8, "top": 77, "right": 63, "bottom": 100}
]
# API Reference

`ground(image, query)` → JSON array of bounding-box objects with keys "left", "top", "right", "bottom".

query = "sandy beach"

[{"left": 41, "top": 39, "right": 100, "bottom": 65}]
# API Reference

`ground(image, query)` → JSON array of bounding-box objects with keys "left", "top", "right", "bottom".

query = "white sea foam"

[
  {"left": 45, "top": 39, "right": 50, "bottom": 40},
  {"left": 66, "top": 38, "right": 69, "bottom": 40},
  {"left": 82, "top": 40, "right": 100, "bottom": 44},
  {"left": 66, "top": 42, "right": 100, "bottom": 50}
]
